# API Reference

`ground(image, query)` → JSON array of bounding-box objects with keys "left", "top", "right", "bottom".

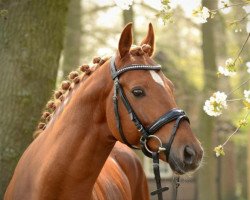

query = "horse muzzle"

[{"left": 167, "top": 144, "right": 203, "bottom": 175}]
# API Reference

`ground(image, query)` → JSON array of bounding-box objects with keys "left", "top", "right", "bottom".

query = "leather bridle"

[{"left": 110, "top": 55, "right": 190, "bottom": 200}]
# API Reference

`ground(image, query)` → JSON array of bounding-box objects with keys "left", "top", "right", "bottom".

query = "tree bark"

[
  {"left": 0, "top": 0, "right": 69, "bottom": 197},
  {"left": 216, "top": 14, "right": 237, "bottom": 200},
  {"left": 248, "top": 130, "right": 250, "bottom": 200},
  {"left": 197, "top": 0, "right": 218, "bottom": 199},
  {"left": 61, "top": 0, "right": 82, "bottom": 78},
  {"left": 122, "top": 7, "right": 136, "bottom": 44}
]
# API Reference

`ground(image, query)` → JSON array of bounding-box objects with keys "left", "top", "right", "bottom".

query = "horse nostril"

[{"left": 183, "top": 146, "right": 196, "bottom": 165}]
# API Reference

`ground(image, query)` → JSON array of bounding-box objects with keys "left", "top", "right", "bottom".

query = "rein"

[{"left": 110, "top": 55, "right": 189, "bottom": 200}]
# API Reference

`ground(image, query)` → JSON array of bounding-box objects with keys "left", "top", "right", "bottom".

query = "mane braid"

[
  {"left": 33, "top": 44, "right": 151, "bottom": 139},
  {"left": 33, "top": 55, "right": 111, "bottom": 139}
]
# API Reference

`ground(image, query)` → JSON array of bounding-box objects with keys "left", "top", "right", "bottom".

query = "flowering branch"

[
  {"left": 229, "top": 13, "right": 250, "bottom": 26},
  {"left": 214, "top": 111, "right": 249, "bottom": 157},
  {"left": 233, "top": 32, "right": 250, "bottom": 65},
  {"left": 156, "top": 0, "right": 250, "bottom": 157},
  {"left": 227, "top": 98, "right": 244, "bottom": 102},
  {"left": 211, "top": 2, "right": 249, "bottom": 13},
  {"left": 226, "top": 78, "right": 250, "bottom": 96},
  {"left": 192, "top": 1, "right": 249, "bottom": 25},
  {"left": 223, "top": 112, "right": 249, "bottom": 146},
  {"left": 156, "top": 0, "right": 174, "bottom": 24},
  {"left": 217, "top": 32, "right": 250, "bottom": 77}
]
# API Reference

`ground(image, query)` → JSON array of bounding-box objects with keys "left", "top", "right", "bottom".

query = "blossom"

[
  {"left": 218, "top": 0, "right": 231, "bottom": 14},
  {"left": 239, "top": 119, "right": 248, "bottom": 127},
  {"left": 218, "top": 66, "right": 236, "bottom": 77},
  {"left": 225, "top": 58, "right": 234, "bottom": 66},
  {"left": 243, "top": 5, "right": 250, "bottom": 32},
  {"left": 244, "top": 90, "right": 250, "bottom": 103},
  {"left": 214, "top": 145, "right": 225, "bottom": 157},
  {"left": 243, "top": 5, "right": 250, "bottom": 14},
  {"left": 247, "top": 21, "right": 250, "bottom": 33},
  {"left": 192, "top": 6, "right": 210, "bottom": 23},
  {"left": 114, "top": 0, "right": 133, "bottom": 10},
  {"left": 217, "top": 58, "right": 236, "bottom": 77},
  {"left": 203, "top": 91, "right": 228, "bottom": 116},
  {"left": 246, "top": 62, "right": 250, "bottom": 73}
]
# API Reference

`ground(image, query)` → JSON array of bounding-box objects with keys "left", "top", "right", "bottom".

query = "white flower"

[
  {"left": 192, "top": 6, "right": 210, "bottom": 24},
  {"left": 246, "top": 62, "right": 250, "bottom": 73},
  {"left": 218, "top": 0, "right": 231, "bottom": 14},
  {"left": 247, "top": 21, "right": 250, "bottom": 33},
  {"left": 218, "top": 66, "right": 236, "bottom": 77},
  {"left": 203, "top": 91, "right": 228, "bottom": 116},
  {"left": 214, "top": 145, "right": 225, "bottom": 157},
  {"left": 243, "top": 5, "right": 250, "bottom": 14},
  {"left": 244, "top": 90, "right": 250, "bottom": 103},
  {"left": 114, "top": 0, "right": 133, "bottom": 10},
  {"left": 243, "top": 6, "right": 250, "bottom": 33},
  {"left": 225, "top": 58, "right": 234, "bottom": 67},
  {"left": 217, "top": 58, "right": 236, "bottom": 77}
]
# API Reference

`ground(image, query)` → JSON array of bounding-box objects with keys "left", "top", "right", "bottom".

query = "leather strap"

[
  {"left": 151, "top": 152, "right": 169, "bottom": 200},
  {"left": 110, "top": 56, "right": 161, "bottom": 80},
  {"left": 147, "top": 109, "right": 189, "bottom": 134},
  {"left": 113, "top": 79, "right": 139, "bottom": 149},
  {"left": 173, "top": 176, "right": 180, "bottom": 200},
  {"left": 163, "top": 115, "right": 190, "bottom": 160}
]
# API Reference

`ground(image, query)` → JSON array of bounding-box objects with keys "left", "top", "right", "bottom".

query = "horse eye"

[{"left": 131, "top": 88, "right": 145, "bottom": 97}]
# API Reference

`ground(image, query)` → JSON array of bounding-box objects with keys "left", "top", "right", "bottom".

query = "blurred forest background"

[{"left": 0, "top": 0, "right": 249, "bottom": 199}]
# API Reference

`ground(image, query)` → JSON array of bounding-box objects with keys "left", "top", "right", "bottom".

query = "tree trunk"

[
  {"left": 0, "top": 0, "right": 69, "bottom": 197},
  {"left": 122, "top": 7, "right": 136, "bottom": 43},
  {"left": 61, "top": 0, "right": 82, "bottom": 78},
  {"left": 197, "top": 0, "right": 218, "bottom": 199},
  {"left": 248, "top": 130, "right": 250, "bottom": 200},
  {"left": 220, "top": 142, "right": 236, "bottom": 200},
  {"left": 216, "top": 14, "right": 237, "bottom": 200}
]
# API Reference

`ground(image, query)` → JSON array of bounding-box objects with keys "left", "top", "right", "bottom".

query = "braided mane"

[{"left": 33, "top": 44, "right": 152, "bottom": 138}]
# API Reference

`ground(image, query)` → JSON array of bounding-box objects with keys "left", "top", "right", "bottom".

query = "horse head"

[{"left": 106, "top": 23, "right": 203, "bottom": 175}]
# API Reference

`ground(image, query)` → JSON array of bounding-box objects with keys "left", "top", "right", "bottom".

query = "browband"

[{"left": 110, "top": 55, "right": 161, "bottom": 79}]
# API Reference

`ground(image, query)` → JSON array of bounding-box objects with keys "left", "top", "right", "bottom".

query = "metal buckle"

[
  {"left": 138, "top": 124, "right": 143, "bottom": 132},
  {"left": 144, "top": 135, "right": 166, "bottom": 154}
]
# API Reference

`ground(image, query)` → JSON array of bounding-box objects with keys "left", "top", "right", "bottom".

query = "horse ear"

[
  {"left": 118, "top": 23, "right": 133, "bottom": 59},
  {"left": 140, "top": 23, "right": 155, "bottom": 57}
]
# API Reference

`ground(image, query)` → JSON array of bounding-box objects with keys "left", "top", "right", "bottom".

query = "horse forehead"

[{"left": 149, "top": 70, "right": 165, "bottom": 87}]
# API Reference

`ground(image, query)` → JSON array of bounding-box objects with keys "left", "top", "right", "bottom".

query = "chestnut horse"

[{"left": 5, "top": 23, "right": 203, "bottom": 200}]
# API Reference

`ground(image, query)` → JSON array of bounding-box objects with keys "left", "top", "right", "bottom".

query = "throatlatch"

[{"left": 110, "top": 55, "right": 189, "bottom": 199}]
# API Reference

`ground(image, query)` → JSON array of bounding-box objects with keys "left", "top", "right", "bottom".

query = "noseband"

[{"left": 110, "top": 55, "right": 190, "bottom": 200}]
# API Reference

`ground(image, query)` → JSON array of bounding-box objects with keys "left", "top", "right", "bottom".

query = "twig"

[
  {"left": 229, "top": 13, "right": 250, "bottom": 25},
  {"left": 227, "top": 98, "right": 244, "bottom": 102},
  {"left": 226, "top": 78, "right": 250, "bottom": 96},
  {"left": 233, "top": 32, "right": 250, "bottom": 65},
  {"left": 222, "top": 111, "right": 249, "bottom": 146},
  {"left": 211, "top": 2, "right": 249, "bottom": 12}
]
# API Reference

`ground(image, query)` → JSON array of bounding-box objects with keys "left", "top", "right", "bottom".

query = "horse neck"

[{"left": 40, "top": 62, "right": 116, "bottom": 197}]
